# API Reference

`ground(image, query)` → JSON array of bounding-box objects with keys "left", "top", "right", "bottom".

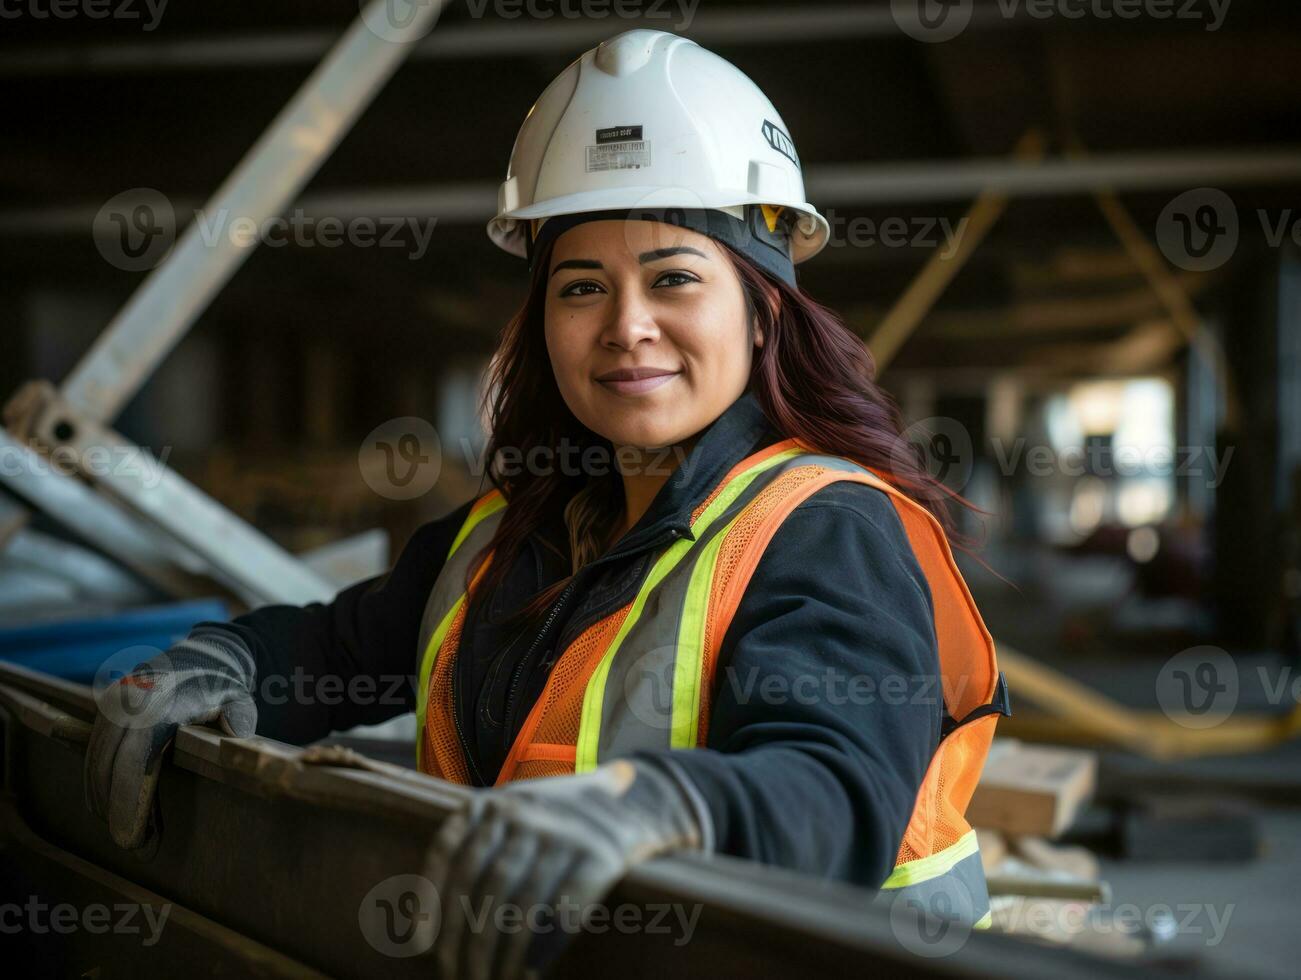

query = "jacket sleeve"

[
  {"left": 188, "top": 499, "right": 475, "bottom": 745},
  {"left": 632, "top": 481, "right": 943, "bottom": 890}
]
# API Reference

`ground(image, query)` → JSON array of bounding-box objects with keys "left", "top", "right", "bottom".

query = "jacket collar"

[{"left": 596, "top": 388, "right": 779, "bottom": 560}]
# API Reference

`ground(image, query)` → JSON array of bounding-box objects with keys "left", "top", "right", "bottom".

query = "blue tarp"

[{"left": 0, "top": 599, "right": 229, "bottom": 683}]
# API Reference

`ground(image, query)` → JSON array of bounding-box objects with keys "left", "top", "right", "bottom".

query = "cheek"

[
  {"left": 544, "top": 316, "right": 597, "bottom": 410},
  {"left": 677, "top": 303, "right": 752, "bottom": 383}
]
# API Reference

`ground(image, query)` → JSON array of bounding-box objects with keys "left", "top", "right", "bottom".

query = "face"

[{"left": 544, "top": 219, "right": 761, "bottom": 452}]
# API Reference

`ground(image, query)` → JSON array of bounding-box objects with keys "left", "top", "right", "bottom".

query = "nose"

[{"left": 600, "top": 283, "right": 660, "bottom": 351}]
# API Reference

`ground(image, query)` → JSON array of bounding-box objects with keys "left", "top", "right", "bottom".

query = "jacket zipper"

[
  {"left": 534, "top": 527, "right": 683, "bottom": 667},
  {"left": 452, "top": 637, "right": 488, "bottom": 787},
  {"left": 501, "top": 577, "right": 577, "bottom": 745},
  {"left": 480, "top": 525, "right": 683, "bottom": 781}
]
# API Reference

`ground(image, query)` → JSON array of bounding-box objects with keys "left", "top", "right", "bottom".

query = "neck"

[{"left": 610, "top": 435, "right": 701, "bottom": 542}]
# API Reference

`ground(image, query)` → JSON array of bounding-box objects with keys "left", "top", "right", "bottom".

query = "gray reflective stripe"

[
  {"left": 413, "top": 501, "right": 505, "bottom": 760},
  {"left": 595, "top": 451, "right": 864, "bottom": 761},
  {"left": 874, "top": 846, "right": 991, "bottom": 928},
  {"left": 416, "top": 506, "right": 505, "bottom": 662},
  {"left": 593, "top": 496, "right": 742, "bottom": 760}
]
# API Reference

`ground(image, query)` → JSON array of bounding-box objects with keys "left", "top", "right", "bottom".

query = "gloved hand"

[
  {"left": 429, "top": 757, "right": 713, "bottom": 980},
  {"left": 84, "top": 626, "right": 259, "bottom": 850}
]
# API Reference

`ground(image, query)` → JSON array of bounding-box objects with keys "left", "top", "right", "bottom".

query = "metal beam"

[
  {"left": 7, "top": 382, "right": 335, "bottom": 608},
  {"left": 2, "top": 0, "right": 446, "bottom": 611},
  {"left": 0, "top": 5, "right": 922, "bottom": 76},
  {"left": 5, "top": 147, "right": 1301, "bottom": 238},
  {"left": 809, "top": 146, "right": 1301, "bottom": 205},
  {"left": 0, "top": 429, "right": 216, "bottom": 601},
  {"left": 867, "top": 130, "right": 1045, "bottom": 371},
  {"left": 59, "top": 0, "right": 450, "bottom": 425}
]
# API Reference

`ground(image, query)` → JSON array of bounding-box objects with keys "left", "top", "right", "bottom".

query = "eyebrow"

[{"left": 550, "top": 245, "right": 710, "bottom": 278}]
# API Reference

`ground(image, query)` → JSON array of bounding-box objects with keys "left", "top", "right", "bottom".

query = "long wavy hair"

[{"left": 466, "top": 234, "right": 974, "bottom": 629}]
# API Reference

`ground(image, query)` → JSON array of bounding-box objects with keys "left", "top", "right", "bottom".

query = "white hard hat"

[{"left": 486, "top": 29, "right": 830, "bottom": 286}]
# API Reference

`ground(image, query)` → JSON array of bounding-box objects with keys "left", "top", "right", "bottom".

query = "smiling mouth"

[{"left": 595, "top": 369, "right": 681, "bottom": 396}]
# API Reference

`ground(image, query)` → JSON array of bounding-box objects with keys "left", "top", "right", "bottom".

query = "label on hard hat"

[
  {"left": 596, "top": 125, "right": 643, "bottom": 144},
  {"left": 586, "top": 140, "right": 652, "bottom": 173}
]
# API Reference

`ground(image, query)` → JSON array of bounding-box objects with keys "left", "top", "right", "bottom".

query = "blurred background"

[{"left": 1, "top": 1, "right": 1300, "bottom": 976}]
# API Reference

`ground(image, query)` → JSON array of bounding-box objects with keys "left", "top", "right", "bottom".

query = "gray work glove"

[
  {"left": 429, "top": 757, "right": 714, "bottom": 980},
  {"left": 84, "top": 626, "right": 258, "bottom": 850}
]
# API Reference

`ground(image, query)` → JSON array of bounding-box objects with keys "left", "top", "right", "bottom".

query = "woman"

[{"left": 85, "top": 28, "right": 1006, "bottom": 978}]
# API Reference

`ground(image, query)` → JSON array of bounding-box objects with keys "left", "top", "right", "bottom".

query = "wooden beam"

[{"left": 866, "top": 130, "right": 1047, "bottom": 372}]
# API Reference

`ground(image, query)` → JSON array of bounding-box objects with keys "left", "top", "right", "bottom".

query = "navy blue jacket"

[{"left": 217, "top": 391, "right": 943, "bottom": 890}]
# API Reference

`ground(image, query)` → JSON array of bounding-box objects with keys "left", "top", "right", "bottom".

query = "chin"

[
  {"left": 604, "top": 423, "right": 679, "bottom": 450},
  {"left": 596, "top": 407, "right": 684, "bottom": 450}
]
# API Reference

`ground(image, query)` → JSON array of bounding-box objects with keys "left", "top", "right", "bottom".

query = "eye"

[
  {"left": 654, "top": 270, "right": 700, "bottom": 288},
  {"left": 559, "top": 279, "right": 604, "bottom": 298}
]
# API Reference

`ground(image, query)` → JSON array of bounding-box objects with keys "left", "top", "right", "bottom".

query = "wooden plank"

[{"left": 968, "top": 740, "right": 1097, "bottom": 837}]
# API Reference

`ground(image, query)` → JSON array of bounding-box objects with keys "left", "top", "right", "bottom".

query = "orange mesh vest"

[{"left": 414, "top": 440, "right": 1007, "bottom": 926}]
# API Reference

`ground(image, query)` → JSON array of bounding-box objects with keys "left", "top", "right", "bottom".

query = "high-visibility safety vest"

[{"left": 415, "top": 439, "right": 1008, "bottom": 927}]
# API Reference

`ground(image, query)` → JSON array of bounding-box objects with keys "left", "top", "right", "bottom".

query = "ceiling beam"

[{"left": 4, "top": 146, "right": 1301, "bottom": 236}]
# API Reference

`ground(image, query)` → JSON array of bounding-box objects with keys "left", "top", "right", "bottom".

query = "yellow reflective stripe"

[
  {"left": 575, "top": 537, "right": 694, "bottom": 772},
  {"left": 414, "top": 491, "right": 506, "bottom": 767},
  {"left": 973, "top": 910, "right": 993, "bottom": 930},
  {"left": 415, "top": 594, "right": 467, "bottom": 767},
  {"left": 671, "top": 512, "right": 741, "bottom": 748},
  {"left": 879, "top": 828, "right": 981, "bottom": 890},
  {"left": 574, "top": 448, "right": 808, "bottom": 772},
  {"left": 449, "top": 490, "right": 505, "bottom": 556}
]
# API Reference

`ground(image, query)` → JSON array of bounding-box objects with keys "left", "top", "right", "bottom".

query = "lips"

[{"left": 595, "top": 366, "right": 681, "bottom": 396}]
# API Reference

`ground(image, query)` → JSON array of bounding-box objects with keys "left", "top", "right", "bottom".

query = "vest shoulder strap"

[{"left": 698, "top": 450, "right": 999, "bottom": 729}]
